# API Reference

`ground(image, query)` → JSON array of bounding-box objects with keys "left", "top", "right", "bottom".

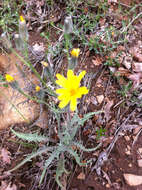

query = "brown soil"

[{"left": 0, "top": 0, "right": 142, "bottom": 190}]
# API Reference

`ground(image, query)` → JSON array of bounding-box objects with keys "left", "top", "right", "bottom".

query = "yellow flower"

[
  {"left": 35, "top": 85, "right": 41, "bottom": 92},
  {"left": 56, "top": 70, "right": 88, "bottom": 111},
  {"left": 112, "top": 31, "right": 114, "bottom": 36},
  {"left": 41, "top": 61, "right": 48, "bottom": 67},
  {"left": 70, "top": 48, "right": 80, "bottom": 58},
  {"left": 20, "top": 15, "right": 25, "bottom": 23},
  {"left": 5, "top": 74, "right": 14, "bottom": 82}
]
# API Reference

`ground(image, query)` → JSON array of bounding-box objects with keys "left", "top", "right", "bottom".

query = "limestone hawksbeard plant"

[
  {"left": 5, "top": 74, "right": 14, "bottom": 82},
  {"left": 56, "top": 70, "right": 88, "bottom": 111}
]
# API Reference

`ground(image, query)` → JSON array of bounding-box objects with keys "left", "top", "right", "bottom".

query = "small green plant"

[
  {"left": 96, "top": 126, "right": 106, "bottom": 140},
  {"left": 0, "top": 0, "right": 20, "bottom": 32},
  {"left": 117, "top": 81, "right": 132, "bottom": 98}
]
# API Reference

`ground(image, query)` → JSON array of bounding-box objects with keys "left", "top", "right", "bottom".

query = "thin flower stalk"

[{"left": 68, "top": 48, "right": 80, "bottom": 70}]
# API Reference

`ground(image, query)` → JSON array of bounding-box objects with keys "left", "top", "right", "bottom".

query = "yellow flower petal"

[
  {"left": 75, "top": 87, "right": 88, "bottom": 98},
  {"left": 59, "top": 97, "right": 70, "bottom": 109},
  {"left": 56, "top": 89, "right": 69, "bottom": 99},
  {"left": 78, "top": 70, "right": 86, "bottom": 82},
  {"left": 70, "top": 98, "right": 77, "bottom": 111},
  {"left": 56, "top": 73, "right": 67, "bottom": 88},
  {"left": 67, "top": 70, "right": 74, "bottom": 80}
]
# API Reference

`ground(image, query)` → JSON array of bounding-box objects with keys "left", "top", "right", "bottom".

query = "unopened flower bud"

[
  {"left": 14, "top": 33, "right": 23, "bottom": 50},
  {"left": 64, "top": 16, "right": 73, "bottom": 34},
  {"left": 68, "top": 48, "right": 80, "bottom": 70},
  {"left": 19, "top": 16, "right": 29, "bottom": 42}
]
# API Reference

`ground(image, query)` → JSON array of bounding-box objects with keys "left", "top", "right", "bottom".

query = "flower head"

[
  {"left": 35, "top": 85, "right": 41, "bottom": 92},
  {"left": 41, "top": 61, "right": 48, "bottom": 67},
  {"left": 20, "top": 15, "right": 25, "bottom": 23},
  {"left": 64, "top": 16, "right": 73, "bottom": 34},
  {"left": 56, "top": 70, "right": 88, "bottom": 111},
  {"left": 70, "top": 48, "right": 80, "bottom": 58},
  {"left": 5, "top": 74, "right": 14, "bottom": 82}
]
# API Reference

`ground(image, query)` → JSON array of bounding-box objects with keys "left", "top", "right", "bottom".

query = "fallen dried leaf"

[
  {"left": 92, "top": 57, "right": 102, "bottom": 66},
  {"left": 0, "top": 182, "right": 17, "bottom": 190},
  {"left": 5, "top": 183, "right": 17, "bottom": 190},
  {"left": 32, "top": 43, "right": 45, "bottom": 53},
  {"left": 122, "top": 55, "right": 132, "bottom": 70},
  {"left": 132, "top": 62, "right": 142, "bottom": 72},
  {"left": 0, "top": 181, "right": 7, "bottom": 190},
  {"left": 137, "top": 159, "right": 142, "bottom": 167},
  {"left": 96, "top": 95, "right": 104, "bottom": 104},
  {"left": 124, "top": 173, "right": 142, "bottom": 186},
  {"left": 108, "top": 0, "right": 117, "bottom": 3},
  {"left": 128, "top": 73, "right": 142, "bottom": 89},
  {"left": 114, "top": 67, "right": 130, "bottom": 77},
  {"left": 133, "top": 126, "right": 142, "bottom": 134},
  {"left": 77, "top": 172, "right": 85, "bottom": 180},
  {"left": 138, "top": 148, "right": 142, "bottom": 154},
  {"left": 0, "top": 148, "right": 11, "bottom": 164},
  {"left": 130, "top": 46, "right": 142, "bottom": 62},
  {"left": 104, "top": 99, "right": 114, "bottom": 122}
]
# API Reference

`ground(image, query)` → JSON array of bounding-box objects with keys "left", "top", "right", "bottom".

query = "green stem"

[{"left": 64, "top": 33, "right": 70, "bottom": 62}]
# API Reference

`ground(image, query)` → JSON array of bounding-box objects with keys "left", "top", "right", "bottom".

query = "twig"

[{"left": 121, "top": 12, "right": 142, "bottom": 34}]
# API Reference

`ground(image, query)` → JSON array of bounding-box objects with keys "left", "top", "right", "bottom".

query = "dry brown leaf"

[
  {"left": 96, "top": 95, "right": 104, "bottom": 104},
  {"left": 0, "top": 181, "right": 7, "bottom": 190},
  {"left": 108, "top": 0, "right": 117, "bottom": 3},
  {"left": 124, "top": 173, "right": 142, "bottom": 186},
  {"left": 130, "top": 47, "right": 142, "bottom": 62},
  {"left": 77, "top": 172, "right": 85, "bottom": 180},
  {"left": 114, "top": 67, "right": 130, "bottom": 77},
  {"left": 104, "top": 99, "right": 114, "bottom": 122},
  {"left": 128, "top": 73, "right": 142, "bottom": 89},
  {"left": 138, "top": 148, "right": 142, "bottom": 154},
  {"left": 5, "top": 184, "right": 17, "bottom": 190},
  {"left": 137, "top": 159, "right": 142, "bottom": 167},
  {"left": 1, "top": 148, "right": 11, "bottom": 164},
  {"left": 0, "top": 182, "right": 17, "bottom": 190},
  {"left": 122, "top": 55, "right": 132, "bottom": 70},
  {"left": 119, "top": 0, "right": 132, "bottom": 6},
  {"left": 32, "top": 43, "right": 45, "bottom": 53},
  {"left": 132, "top": 62, "right": 142, "bottom": 72},
  {"left": 92, "top": 57, "right": 102, "bottom": 66}
]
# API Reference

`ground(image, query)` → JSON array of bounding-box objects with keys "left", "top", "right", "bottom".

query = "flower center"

[{"left": 70, "top": 89, "right": 76, "bottom": 96}]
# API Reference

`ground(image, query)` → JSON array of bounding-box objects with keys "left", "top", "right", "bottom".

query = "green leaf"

[
  {"left": 67, "top": 149, "right": 85, "bottom": 166},
  {"left": 72, "top": 142, "right": 102, "bottom": 152},
  {"left": 11, "top": 128, "right": 50, "bottom": 142},
  {"left": 56, "top": 157, "right": 69, "bottom": 188},
  {"left": 39, "top": 149, "right": 59, "bottom": 185},
  {"left": 78, "top": 111, "right": 103, "bottom": 126},
  {"left": 9, "top": 146, "right": 51, "bottom": 172},
  {"left": 71, "top": 111, "right": 103, "bottom": 127}
]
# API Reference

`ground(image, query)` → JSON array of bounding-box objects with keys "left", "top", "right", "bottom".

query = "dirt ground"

[{"left": 0, "top": 0, "right": 142, "bottom": 190}]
